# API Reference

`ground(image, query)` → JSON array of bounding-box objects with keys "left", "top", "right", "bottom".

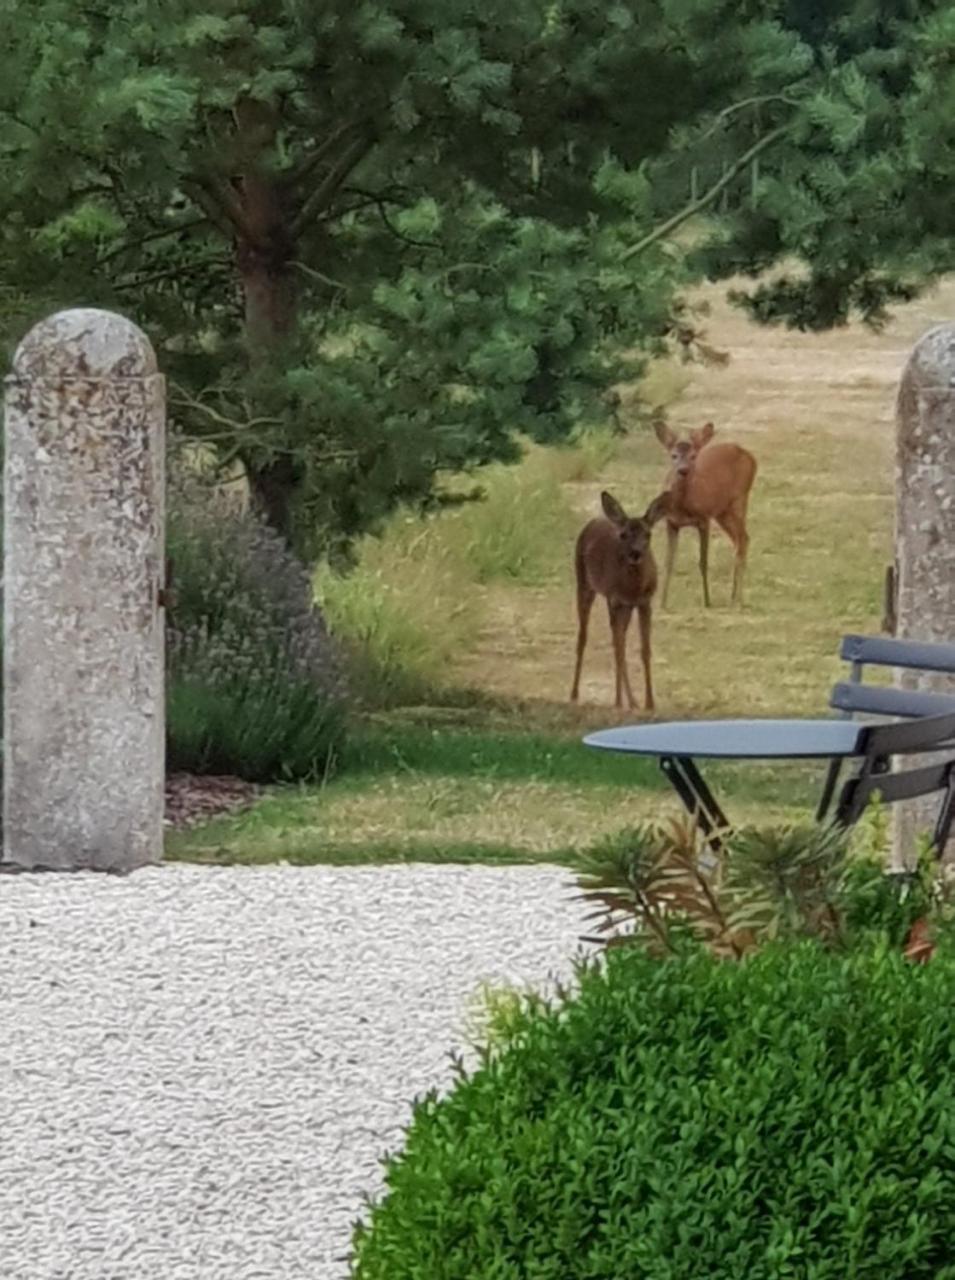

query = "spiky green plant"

[{"left": 571, "top": 814, "right": 953, "bottom": 960}]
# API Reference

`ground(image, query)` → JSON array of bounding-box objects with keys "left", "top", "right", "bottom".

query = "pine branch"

[
  {"left": 691, "top": 94, "right": 798, "bottom": 149},
  {"left": 181, "top": 178, "right": 236, "bottom": 239},
  {"left": 99, "top": 217, "right": 210, "bottom": 266},
  {"left": 350, "top": 192, "right": 440, "bottom": 251},
  {"left": 67, "top": 182, "right": 115, "bottom": 200},
  {"left": 290, "top": 260, "right": 349, "bottom": 292},
  {"left": 115, "top": 256, "right": 231, "bottom": 291},
  {"left": 620, "top": 124, "right": 790, "bottom": 263},
  {"left": 0, "top": 109, "right": 40, "bottom": 135},
  {"left": 291, "top": 135, "right": 375, "bottom": 235},
  {"left": 169, "top": 382, "right": 284, "bottom": 434},
  {"left": 333, "top": 185, "right": 415, "bottom": 222},
  {"left": 171, "top": 389, "right": 357, "bottom": 469},
  {"left": 184, "top": 174, "right": 255, "bottom": 241},
  {"left": 287, "top": 118, "right": 369, "bottom": 196}
]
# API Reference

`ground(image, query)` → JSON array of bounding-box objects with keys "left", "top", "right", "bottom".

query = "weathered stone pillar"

[
  {"left": 893, "top": 324, "right": 955, "bottom": 867},
  {"left": 3, "top": 309, "right": 165, "bottom": 871}
]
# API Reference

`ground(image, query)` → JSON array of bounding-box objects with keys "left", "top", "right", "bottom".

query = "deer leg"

[
  {"left": 570, "top": 584, "right": 596, "bottom": 702},
  {"left": 698, "top": 521, "right": 711, "bottom": 608},
  {"left": 661, "top": 521, "right": 679, "bottom": 610},
  {"left": 609, "top": 602, "right": 636, "bottom": 710},
  {"left": 733, "top": 518, "right": 750, "bottom": 607},
  {"left": 637, "top": 600, "right": 654, "bottom": 712},
  {"left": 608, "top": 600, "right": 622, "bottom": 707},
  {"left": 720, "top": 504, "right": 750, "bottom": 607},
  {"left": 715, "top": 512, "right": 741, "bottom": 607}
]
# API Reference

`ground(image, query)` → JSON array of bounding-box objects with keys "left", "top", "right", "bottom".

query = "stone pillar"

[
  {"left": 3, "top": 309, "right": 166, "bottom": 871},
  {"left": 893, "top": 324, "right": 955, "bottom": 867}
]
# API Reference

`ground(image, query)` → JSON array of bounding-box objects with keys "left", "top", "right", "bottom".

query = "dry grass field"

[{"left": 454, "top": 275, "right": 955, "bottom": 725}]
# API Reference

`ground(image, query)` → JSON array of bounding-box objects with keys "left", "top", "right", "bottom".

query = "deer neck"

[{"left": 669, "top": 469, "right": 692, "bottom": 507}]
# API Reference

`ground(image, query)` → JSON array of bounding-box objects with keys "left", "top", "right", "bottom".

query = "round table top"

[{"left": 583, "top": 718, "right": 869, "bottom": 761}]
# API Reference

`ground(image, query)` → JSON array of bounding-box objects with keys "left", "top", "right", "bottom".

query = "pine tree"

[
  {"left": 0, "top": 0, "right": 807, "bottom": 553},
  {"left": 687, "top": 1, "right": 955, "bottom": 329}
]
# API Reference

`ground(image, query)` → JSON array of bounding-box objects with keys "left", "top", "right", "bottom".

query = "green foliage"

[
  {"left": 461, "top": 980, "right": 548, "bottom": 1060},
  {"left": 167, "top": 472, "right": 346, "bottom": 780},
  {"left": 687, "top": 1, "right": 955, "bottom": 328},
  {"left": 167, "top": 674, "right": 341, "bottom": 783},
  {"left": 0, "top": 0, "right": 813, "bottom": 552},
  {"left": 352, "top": 940, "right": 955, "bottom": 1278}
]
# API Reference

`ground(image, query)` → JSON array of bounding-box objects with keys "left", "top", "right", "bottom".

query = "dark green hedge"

[{"left": 352, "top": 942, "right": 955, "bottom": 1278}]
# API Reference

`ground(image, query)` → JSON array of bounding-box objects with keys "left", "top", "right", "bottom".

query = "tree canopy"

[
  {"left": 691, "top": 0, "right": 955, "bottom": 328},
  {"left": 0, "top": 1, "right": 950, "bottom": 552}
]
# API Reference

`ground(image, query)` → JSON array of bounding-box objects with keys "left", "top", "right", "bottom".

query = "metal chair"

[
  {"left": 832, "top": 711, "right": 955, "bottom": 858},
  {"left": 816, "top": 634, "right": 955, "bottom": 824}
]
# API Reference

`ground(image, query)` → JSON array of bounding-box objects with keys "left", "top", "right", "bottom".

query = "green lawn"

[{"left": 167, "top": 717, "right": 820, "bottom": 865}]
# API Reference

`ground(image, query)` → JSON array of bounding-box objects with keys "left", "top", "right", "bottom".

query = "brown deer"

[
  {"left": 653, "top": 421, "right": 757, "bottom": 608},
  {"left": 570, "top": 490, "right": 670, "bottom": 711}
]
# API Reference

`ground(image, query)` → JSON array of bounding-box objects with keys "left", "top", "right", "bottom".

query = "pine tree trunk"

[
  {"left": 235, "top": 171, "right": 300, "bottom": 542},
  {"left": 243, "top": 452, "right": 300, "bottom": 541}
]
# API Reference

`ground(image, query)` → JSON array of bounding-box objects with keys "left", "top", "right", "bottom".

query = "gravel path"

[{"left": 0, "top": 863, "right": 594, "bottom": 1279}]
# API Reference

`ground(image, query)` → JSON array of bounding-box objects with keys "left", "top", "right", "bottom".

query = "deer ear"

[
  {"left": 653, "top": 419, "right": 676, "bottom": 449},
  {"left": 694, "top": 421, "right": 715, "bottom": 447},
  {"left": 643, "top": 492, "right": 672, "bottom": 526},
  {"left": 600, "top": 491, "right": 628, "bottom": 525}
]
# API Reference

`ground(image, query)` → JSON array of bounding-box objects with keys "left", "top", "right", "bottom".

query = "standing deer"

[
  {"left": 570, "top": 490, "right": 669, "bottom": 711},
  {"left": 653, "top": 420, "right": 757, "bottom": 608}
]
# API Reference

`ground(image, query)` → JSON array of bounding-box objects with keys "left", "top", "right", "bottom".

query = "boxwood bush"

[{"left": 351, "top": 940, "right": 955, "bottom": 1278}]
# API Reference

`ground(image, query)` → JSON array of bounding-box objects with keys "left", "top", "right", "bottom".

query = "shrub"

[
  {"left": 351, "top": 940, "right": 955, "bottom": 1279},
  {"left": 167, "top": 471, "right": 346, "bottom": 781},
  {"left": 572, "top": 814, "right": 942, "bottom": 958}
]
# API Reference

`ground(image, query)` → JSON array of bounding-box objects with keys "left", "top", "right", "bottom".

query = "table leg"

[
  {"left": 815, "top": 758, "right": 842, "bottom": 822},
  {"left": 659, "top": 755, "right": 730, "bottom": 850}
]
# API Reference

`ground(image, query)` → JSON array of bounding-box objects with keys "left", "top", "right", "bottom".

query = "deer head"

[
  {"left": 653, "top": 420, "right": 716, "bottom": 477},
  {"left": 600, "top": 491, "right": 666, "bottom": 566}
]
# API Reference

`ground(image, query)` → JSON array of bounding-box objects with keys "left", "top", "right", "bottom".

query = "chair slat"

[
  {"left": 841, "top": 634, "right": 955, "bottom": 674},
  {"left": 849, "top": 760, "right": 954, "bottom": 806},
  {"left": 857, "top": 710, "right": 955, "bottom": 757},
  {"left": 829, "top": 682, "right": 955, "bottom": 719}
]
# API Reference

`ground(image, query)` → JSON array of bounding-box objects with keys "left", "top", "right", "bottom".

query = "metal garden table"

[{"left": 583, "top": 718, "right": 873, "bottom": 845}]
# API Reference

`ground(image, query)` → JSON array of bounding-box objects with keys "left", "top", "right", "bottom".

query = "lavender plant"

[{"left": 166, "top": 467, "right": 346, "bottom": 781}]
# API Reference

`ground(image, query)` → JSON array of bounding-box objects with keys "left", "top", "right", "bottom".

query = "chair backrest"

[
  {"left": 830, "top": 681, "right": 955, "bottom": 719},
  {"left": 835, "top": 710, "right": 955, "bottom": 855},
  {"left": 831, "top": 634, "right": 955, "bottom": 723},
  {"left": 840, "top": 634, "right": 955, "bottom": 676}
]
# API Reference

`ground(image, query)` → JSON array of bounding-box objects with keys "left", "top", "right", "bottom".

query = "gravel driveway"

[{"left": 0, "top": 863, "right": 593, "bottom": 1279}]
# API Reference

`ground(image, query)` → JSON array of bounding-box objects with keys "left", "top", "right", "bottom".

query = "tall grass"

[
  {"left": 438, "top": 447, "right": 578, "bottom": 584},
  {"left": 314, "top": 517, "right": 481, "bottom": 706},
  {"left": 538, "top": 425, "right": 619, "bottom": 484},
  {"left": 316, "top": 429, "right": 614, "bottom": 706}
]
